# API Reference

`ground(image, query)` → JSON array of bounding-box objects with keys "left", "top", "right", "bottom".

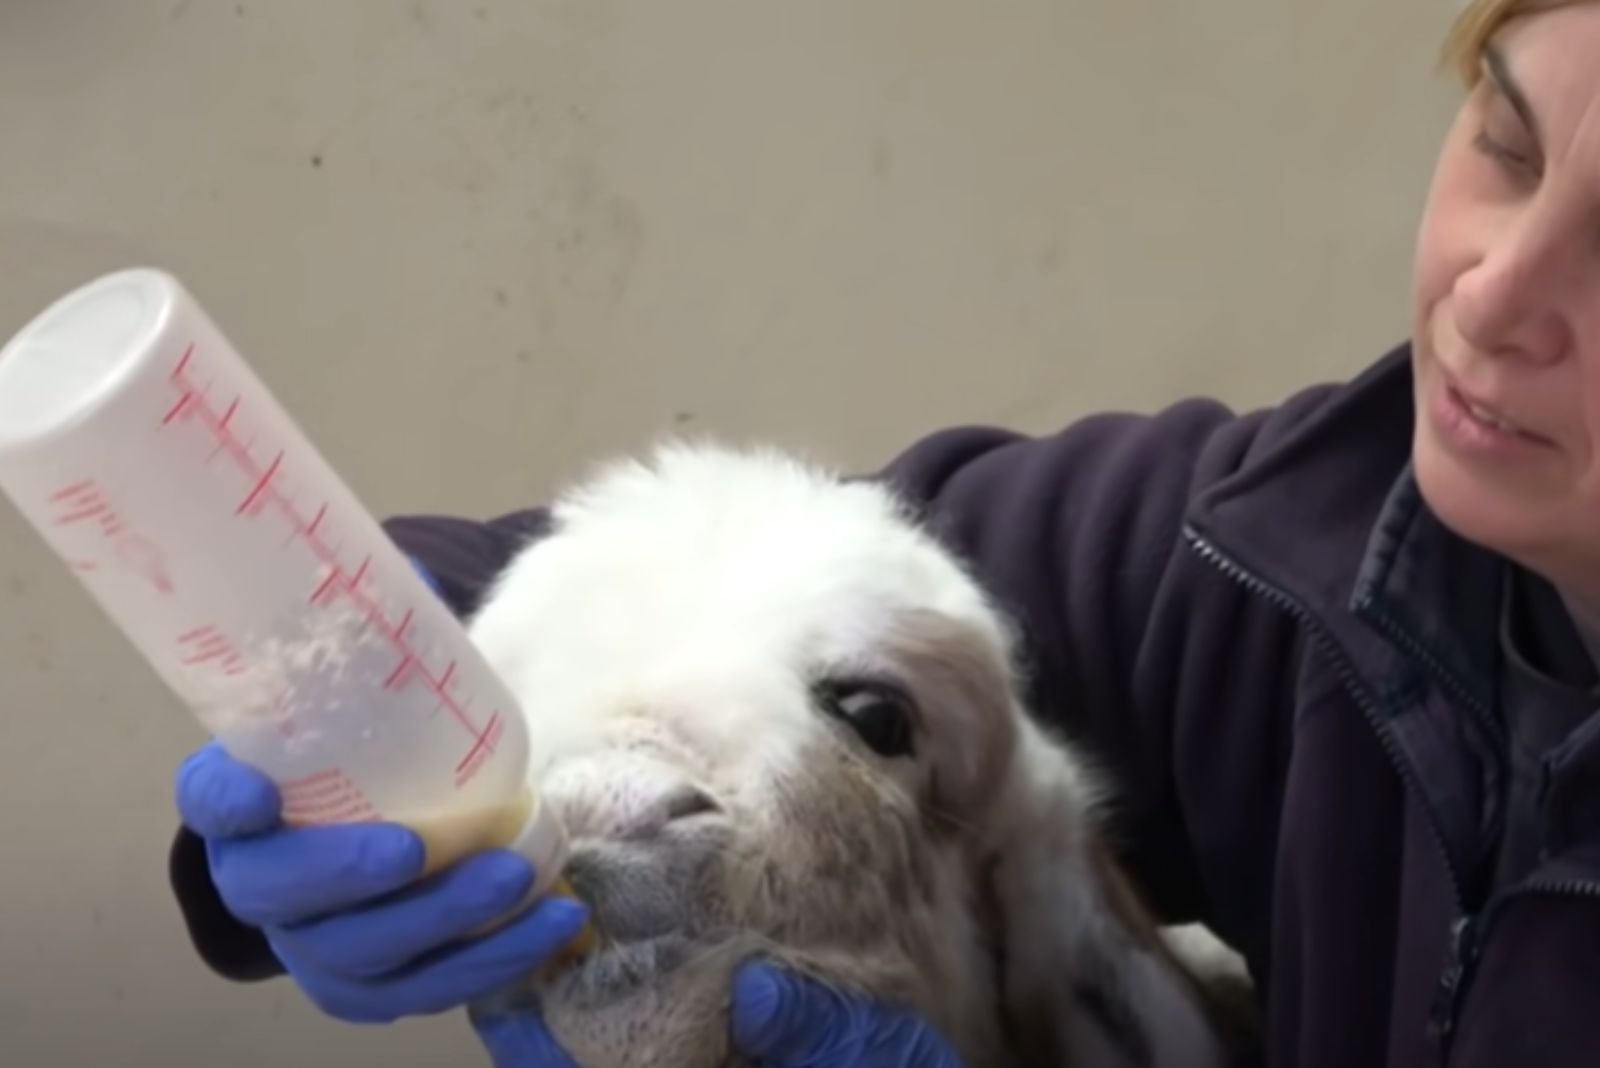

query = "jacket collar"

[{"left": 1183, "top": 342, "right": 1500, "bottom": 719}]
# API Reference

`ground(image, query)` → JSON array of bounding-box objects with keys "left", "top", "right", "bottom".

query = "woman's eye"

[
  {"left": 1474, "top": 128, "right": 1537, "bottom": 174},
  {"left": 1471, "top": 87, "right": 1541, "bottom": 181},
  {"left": 819, "top": 682, "right": 917, "bottom": 759}
]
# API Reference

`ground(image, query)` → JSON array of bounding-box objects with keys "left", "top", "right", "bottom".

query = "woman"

[{"left": 168, "top": 2, "right": 1600, "bottom": 1064}]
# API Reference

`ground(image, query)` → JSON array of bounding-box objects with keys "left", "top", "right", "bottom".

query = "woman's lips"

[{"left": 1430, "top": 370, "right": 1557, "bottom": 458}]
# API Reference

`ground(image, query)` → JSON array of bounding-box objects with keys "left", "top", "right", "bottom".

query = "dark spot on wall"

[
  {"left": 493, "top": 288, "right": 509, "bottom": 307},
  {"left": 310, "top": 154, "right": 323, "bottom": 169}
]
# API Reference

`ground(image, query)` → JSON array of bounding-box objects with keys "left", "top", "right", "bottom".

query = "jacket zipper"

[
  {"left": 1433, "top": 877, "right": 1600, "bottom": 1053},
  {"left": 1183, "top": 526, "right": 1469, "bottom": 908},
  {"left": 1184, "top": 524, "right": 1600, "bottom": 1054},
  {"left": 1354, "top": 599, "right": 1506, "bottom": 754},
  {"left": 1183, "top": 527, "right": 1478, "bottom": 1046}
]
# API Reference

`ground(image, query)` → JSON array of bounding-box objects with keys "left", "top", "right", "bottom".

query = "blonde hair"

[{"left": 1441, "top": 0, "right": 1591, "bottom": 84}]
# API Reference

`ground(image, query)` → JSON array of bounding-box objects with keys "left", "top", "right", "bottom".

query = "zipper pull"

[{"left": 1428, "top": 914, "right": 1481, "bottom": 1046}]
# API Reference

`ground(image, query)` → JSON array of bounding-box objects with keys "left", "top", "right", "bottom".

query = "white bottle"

[{"left": 0, "top": 269, "right": 590, "bottom": 952}]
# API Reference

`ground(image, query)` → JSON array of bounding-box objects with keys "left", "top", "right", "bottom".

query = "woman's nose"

[{"left": 1453, "top": 219, "right": 1577, "bottom": 366}]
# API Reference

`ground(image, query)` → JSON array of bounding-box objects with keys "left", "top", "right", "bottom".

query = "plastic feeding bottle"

[{"left": 0, "top": 268, "right": 591, "bottom": 957}]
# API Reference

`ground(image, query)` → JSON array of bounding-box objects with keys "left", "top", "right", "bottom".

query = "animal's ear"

[{"left": 973, "top": 726, "right": 1240, "bottom": 1066}]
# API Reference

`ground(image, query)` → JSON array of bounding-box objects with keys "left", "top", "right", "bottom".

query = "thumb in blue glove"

[
  {"left": 462, "top": 960, "right": 965, "bottom": 1067},
  {"left": 469, "top": 1005, "right": 581, "bottom": 1068},
  {"left": 729, "top": 961, "right": 966, "bottom": 1067}
]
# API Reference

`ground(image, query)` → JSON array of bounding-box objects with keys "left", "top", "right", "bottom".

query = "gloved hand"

[
  {"left": 468, "top": 960, "right": 966, "bottom": 1067},
  {"left": 175, "top": 741, "right": 590, "bottom": 1024},
  {"left": 171, "top": 555, "right": 590, "bottom": 1025},
  {"left": 727, "top": 962, "right": 966, "bottom": 1066}
]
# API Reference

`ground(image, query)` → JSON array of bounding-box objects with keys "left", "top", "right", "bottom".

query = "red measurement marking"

[
  {"left": 380, "top": 609, "right": 418, "bottom": 689},
  {"left": 308, "top": 566, "right": 342, "bottom": 605},
  {"left": 280, "top": 767, "right": 379, "bottom": 825},
  {"left": 236, "top": 451, "right": 284, "bottom": 515},
  {"left": 281, "top": 768, "right": 344, "bottom": 790},
  {"left": 49, "top": 480, "right": 95, "bottom": 502},
  {"left": 382, "top": 656, "right": 414, "bottom": 690},
  {"left": 115, "top": 534, "right": 175, "bottom": 594},
  {"left": 162, "top": 391, "right": 195, "bottom": 425},
  {"left": 51, "top": 485, "right": 116, "bottom": 528},
  {"left": 177, "top": 625, "right": 245, "bottom": 672},
  {"left": 48, "top": 481, "right": 175, "bottom": 595},
  {"left": 164, "top": 345, "right": 497, "bottom": 760},
  {"left": 456, "top": 712, "right": 504, "bottom": 783},
  {"left": 55, "top": 501, "right": 108, "bottom": 524}
]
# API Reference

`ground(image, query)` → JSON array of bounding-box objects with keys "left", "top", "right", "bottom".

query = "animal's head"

[{"left": 466, "top": 442, "right": 1240, "bottom": 1067}]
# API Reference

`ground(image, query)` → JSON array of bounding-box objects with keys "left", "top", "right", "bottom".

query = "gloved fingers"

[
  {"left": 209, "top": 821, "right": 425, "bottom": 928},
  {"left": 731, "top": 961, "right": 863, "bottom": 1061},
  {"left": 266, "top": 849, "right": 537, "bottom": 979},
  {"left": 730, "top": 960, "right": 966, "bottom": 1067},
  {"left": 273, "top": 894, "right": 591, "bottom": 1024},
  {"left": 469, "top": 1007, "right": 582, "bottom": 1068},
  {"left": 174, "top": 740, "right": 281, "bottom": 840}
]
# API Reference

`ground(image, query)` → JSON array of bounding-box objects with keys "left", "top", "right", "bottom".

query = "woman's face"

[{"left": 1411, "top": 3, "right": 1600, "bottom": 597}]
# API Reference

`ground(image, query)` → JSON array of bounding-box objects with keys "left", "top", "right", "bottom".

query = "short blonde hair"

[{"left": 1441, "top": 0, "right": 1592, "bottom": 84}]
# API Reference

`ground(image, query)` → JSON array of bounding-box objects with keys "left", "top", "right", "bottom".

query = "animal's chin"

[
  {"left": 526, "top": 930, "right": 759, "bottom": 1068},
  {"left": 543, "top": 931, "right": 711, "bottom": 1005},
  {"left": 540, "top": 839, "right": 745, "bottom": 1007}
]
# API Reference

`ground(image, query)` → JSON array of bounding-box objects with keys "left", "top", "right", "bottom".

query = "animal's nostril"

[{"left": 663, "top": 786, "right": 721, "bottom": 823}]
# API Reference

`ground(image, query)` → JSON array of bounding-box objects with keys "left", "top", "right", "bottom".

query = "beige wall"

[{"left": 0, "top": 2, "right": 1460, "bottom": 1063}]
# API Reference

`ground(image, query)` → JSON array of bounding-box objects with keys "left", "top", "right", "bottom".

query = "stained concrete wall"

[{"left": 0, "top": 2, "right": 1459, "bottom": 1063}]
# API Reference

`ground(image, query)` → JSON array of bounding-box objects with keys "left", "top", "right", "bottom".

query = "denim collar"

[{"left": 1348, "top": 466, "right": 1504, "bottom": 724}]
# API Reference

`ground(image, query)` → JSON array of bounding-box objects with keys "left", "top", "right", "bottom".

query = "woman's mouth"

[
  {"left": 1457, "top": 392, "right": 1529, "bottom": 435},
  {"left": 1430, "top": 374, "right": 1556, "bottom": 458}
]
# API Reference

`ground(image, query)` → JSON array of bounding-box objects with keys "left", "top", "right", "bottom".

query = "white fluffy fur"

[{"left": 466, "top": 440, "right": 1249, "bottom": 1066}]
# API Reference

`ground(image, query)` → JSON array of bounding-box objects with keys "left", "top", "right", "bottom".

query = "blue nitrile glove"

[
  {"left": 175, "top": 742, "right": 591, "bottom": 1024},
  {"left": 728, "top": 962, "right": 966, "bottom": 1067},
  {"left": 171, "top": 554, "right": 588, "bottom": 1025},
  {"left": 467, "top": 960, "right": 966, "bottom": 1067}
]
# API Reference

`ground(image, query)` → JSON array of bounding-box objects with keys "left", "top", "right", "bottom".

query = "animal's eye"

[{"left": 817, "top": 680, "right": 917, "bottom": 759}]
